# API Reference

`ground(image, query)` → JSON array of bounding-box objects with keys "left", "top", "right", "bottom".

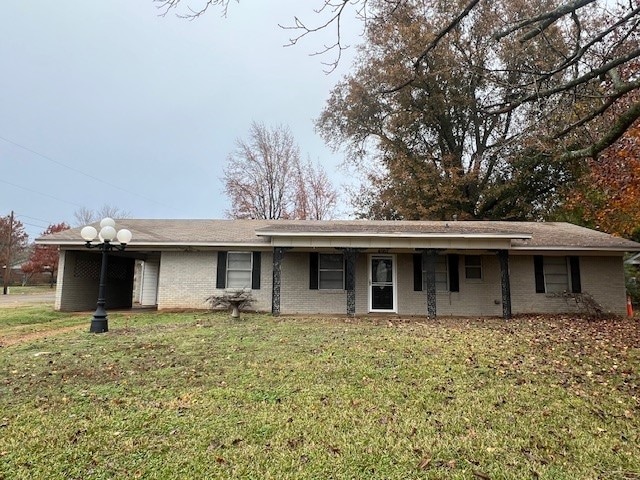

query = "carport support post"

[
  {"left": 497, "top": 249, "right": 512, "bottom": 319},
  {"left": 344, "top": 248, "right": 357, "bottom": 316},
  {"left": 423, "top": 249, "right": 438, "bottom": 319},
  {"left": 271, "top": 247, "right": 289, "bottom": 316}
]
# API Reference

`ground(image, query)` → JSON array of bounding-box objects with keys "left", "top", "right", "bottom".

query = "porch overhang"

[{"left": 255, "top": 229, "right": 532, "bottom": 251}]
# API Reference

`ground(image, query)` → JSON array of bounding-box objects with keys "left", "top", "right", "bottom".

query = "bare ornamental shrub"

[
  {"left": 551, "top": 291, "right": 605, "bottom": 317},
  {"left": 206, "top": 289, "right": 255, "bottom": 318}
]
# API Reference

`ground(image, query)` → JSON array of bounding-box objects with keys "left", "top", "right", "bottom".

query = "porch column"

[
  {"left": 343, "top": 248, "right": 358, "bottom": 316},
  {"left": 497, "top": 249, "right": 512, "bottom": 319},
  {"left": 422, "top": 249, "right": 438, "bottom": 318},
  {"left": 271, "top": 247, "right": 290, "bottom": 316}
]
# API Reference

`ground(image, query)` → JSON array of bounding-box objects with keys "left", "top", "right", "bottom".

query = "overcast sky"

[{"left": 1, "top": 1, "right": 360, "bottom": 240}]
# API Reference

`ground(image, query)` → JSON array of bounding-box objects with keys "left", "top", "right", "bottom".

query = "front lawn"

[
  {"left": 4, "top": 285, "right": 55, "bottom": 295},
  {"left": 1, "top": 309, "right": 639, "bottom": 479}
]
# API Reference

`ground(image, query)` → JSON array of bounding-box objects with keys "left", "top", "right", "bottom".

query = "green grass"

[
  {"left": 5, "top": 285, "right": 54, "bottom": 295},
  {"left": 1, "top": 308, "right": 639, "bottom": 479},
  {"left": 0, "top": 305, "right": 71, "bottom": 326}
]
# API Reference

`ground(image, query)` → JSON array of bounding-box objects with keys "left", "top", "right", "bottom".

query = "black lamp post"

[{"left": 81, "top": 218, "right": 132, "bottom": 333}]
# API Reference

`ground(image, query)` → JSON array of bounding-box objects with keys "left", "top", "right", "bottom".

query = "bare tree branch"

[
  {"left": 154, "top": 0, "right": 234, "bottom": 19},
  {"left": 494, "top": 0, "right": 597, "bottom": 41},
  {"left": 223, "top": 123, "right": 338, "bottom": 219},
  {"left": 560, "top": 99, "right": 640, "bottom": 161}
]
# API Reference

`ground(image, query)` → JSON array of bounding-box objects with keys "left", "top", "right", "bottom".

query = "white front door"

[
  {"left": 140, "top": 258, "right": 160, "bottom": 306},
  {"left": 369, "top": 255, "right": 397, "bottom": 312}
]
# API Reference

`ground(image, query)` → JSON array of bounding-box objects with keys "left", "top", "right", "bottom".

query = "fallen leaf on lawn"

[
  {"left": 418, "top": 457, "right": 432, "bottom": 470},
  {"left": 473, "top": 469, "right": 491, "bottom": 479}
]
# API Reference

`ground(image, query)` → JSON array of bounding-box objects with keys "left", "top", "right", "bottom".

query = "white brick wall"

[
  {"left": 156, "top": 250, "right": 273, "bottom": 311},
  {"left": 278, "top": 252, "right": 627, "bottom": 316},
  {"left": 56, "top": 248, "right": 628, "bottom": 316},
  {"left": 399, "top": 253, "right": 503, "bottom": 317},
  {"left": 280, "top": 252, "right": 347, "bottom": 314},
  {"left": 510, "top": 254, "right": 626, "bottom": 315},
  {"left": 582, "top": 255, "right": 626, "bottom": 314}
]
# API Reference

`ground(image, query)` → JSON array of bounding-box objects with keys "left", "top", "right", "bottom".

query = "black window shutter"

[
  {"left": 343, "top": 256, "right": 347, "bottom": 290},
  {"left": 413, "top": 253, "right": 423, "bottom": 291},
  {"left": 534, "top": 255, "right": 545, "bottom": 293},
  {"left": 569, "top": 256, "right": 581, "bottom": 293},
  {"left": 252, "top": 252, "right": 261, "bottom": 290},
  {"left": 216, "top": 251, "right": 227, "bottom": 289},
  {"left": 448, "top": 254, "right": 460, "bottom": 292},
  {"left": 309, "top": 252, "right": 319, "bottom": 290}
]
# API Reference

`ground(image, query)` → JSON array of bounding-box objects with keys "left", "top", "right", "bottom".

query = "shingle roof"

[
  {"left": 39, "top": 219, "right": 274, "bottom": 246},
  {"left": 37, "top": 219, "right": 640, "bottom": 251}
]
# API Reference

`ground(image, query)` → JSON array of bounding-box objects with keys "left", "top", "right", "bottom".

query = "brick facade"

[
  {"left": 53, "top": 247, "right": 629, "bottom": 316},
  {"left": 156, "top": 251, "right": 273, "bottom": 311}
]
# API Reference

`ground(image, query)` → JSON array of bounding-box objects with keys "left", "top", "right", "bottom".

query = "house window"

[
  {"left": 543, "top": 256, "right": 569, "bottom": 293},
  {"left": 318, "top": 253, "right": 344, "bottom": 289},
  {"left": 423, "top": 255, "right": 448, "bottom": 292},
  {"left": 465, "top": 255, "right": 482, "bottom": 280},
  {"left": 534, "top": 255, "right": 580, "bottom": 294},
  {"left": 227, "top": 252, "right": 253, "bottom": 288},
  {"left": 216, "top": 251, "right": 261, "bottom": 290}
]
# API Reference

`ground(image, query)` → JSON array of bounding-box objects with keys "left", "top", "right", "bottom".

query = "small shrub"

[
  {"left": 205, "top": 289, "right": 255, "bottom": 318},
  {"left": 552, "top": 291, "right": 606, "bottom": 317}
]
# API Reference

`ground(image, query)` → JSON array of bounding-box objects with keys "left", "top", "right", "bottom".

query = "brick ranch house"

[{"left": 37, "top": 220, "right": 640, "bottom": 318}]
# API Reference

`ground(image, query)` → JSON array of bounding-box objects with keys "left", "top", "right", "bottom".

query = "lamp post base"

[
  {"left": 90, "top": 314, "right": 109, "bottom": 333},
  {"left": 90, "top": 317, "right": 108, "bottom": 333}
]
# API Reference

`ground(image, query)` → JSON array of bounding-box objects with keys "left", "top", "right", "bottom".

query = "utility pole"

[{"left": 2, "top": 210, "right": 14, "bottom": 295}]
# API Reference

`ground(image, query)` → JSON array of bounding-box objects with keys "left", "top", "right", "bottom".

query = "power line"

[
  {"left": 0, "top": 135, "right": 176, "bottom": 211},
  {"left": 15, "top": 213, "right": 55, "bottom": 225},
  {"left": 0, "top": 179, "right": 84, "bottom": 208},
  {"left": 21, "top": 221, "right": 48, "bottom": 230}
]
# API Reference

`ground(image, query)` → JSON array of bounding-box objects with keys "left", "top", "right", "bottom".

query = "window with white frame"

[
  {"left": 423, "top": 255, "right": 448, "bottom": 292},
  {"left": 465, "top": 255, "right": 482, "bottom": 280},
  {"left": 318, "top": 253, "right": 344, "bottom": 289},
  {"left": 226, "top": 252, "right": 252, "bottom": 288}
]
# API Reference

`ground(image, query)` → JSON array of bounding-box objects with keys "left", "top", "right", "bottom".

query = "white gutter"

[
  {"left": 511, "top": 246, "right": 639, "bottom": 252},
  {"left": 38, "top": 240, "right": 270, "bottom": 248},
  {"left": 255, "top": 231, "right": 533, "bottom": 240}
]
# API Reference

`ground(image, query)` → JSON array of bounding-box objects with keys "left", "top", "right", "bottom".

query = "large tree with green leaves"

[
  {"left": 158, "top": 0, "right": 640, "bottom": 219},
  {"left": 318, "top": 0, "right": 600, "bottom": 219}
]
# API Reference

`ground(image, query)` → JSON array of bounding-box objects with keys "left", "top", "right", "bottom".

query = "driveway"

[{"left": 0, "top": 292, "right": 56, "bottom": 307}]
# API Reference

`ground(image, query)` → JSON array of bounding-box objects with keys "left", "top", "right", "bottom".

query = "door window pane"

[{"left": 373, "top": 258, "right": 392, "bottom": 283}]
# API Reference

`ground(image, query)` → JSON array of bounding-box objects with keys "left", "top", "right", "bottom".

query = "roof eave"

[
  {"left": 39, "top": 240, "right": 269, "bottom": 249},
  {"left": 255, "top": 231, "right": 533, "bottom": 240},
  {"left": 511, "top": 246, "right": 639, "bottom": 252}
]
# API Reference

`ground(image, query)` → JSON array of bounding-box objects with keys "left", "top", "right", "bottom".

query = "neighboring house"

[{"left": 36, "top": 220, "right": 640, "bottom": 317}]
